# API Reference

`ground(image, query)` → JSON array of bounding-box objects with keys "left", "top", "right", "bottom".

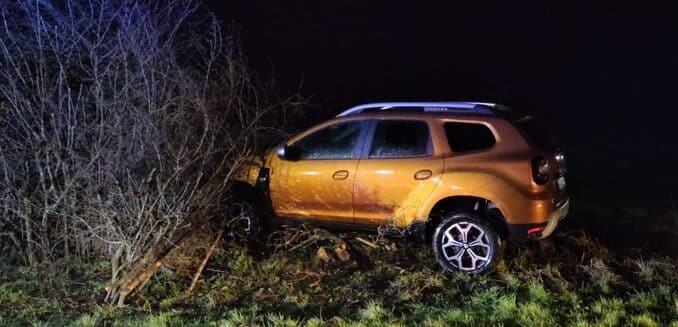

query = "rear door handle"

[
  {"left": 414, "top": 169, "right": 432, "bottom": 180},
  {"left": 333, "top": 170, "right": 349, "bottom": 180}
]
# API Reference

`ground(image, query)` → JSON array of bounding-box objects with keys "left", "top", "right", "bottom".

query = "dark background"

[{"left": 205, "top": 1, "right": 678, "bottom": 233}]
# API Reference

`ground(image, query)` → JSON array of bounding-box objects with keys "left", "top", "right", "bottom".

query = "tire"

[
  {"left": 224, "top": 197, "right": 264, "bottom": 246},
  {"left": 432, "top": 212, "right": 502, "bottom": 275}
]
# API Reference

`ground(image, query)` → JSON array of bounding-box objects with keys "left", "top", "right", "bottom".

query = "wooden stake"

[
  {"left": 187, "top": 229, "right": 223, "bottom": 294},
  {"left": 355, "top": 236, "right": 378, "bottom": 249}
]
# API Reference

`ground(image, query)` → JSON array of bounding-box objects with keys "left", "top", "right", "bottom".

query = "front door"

[
  {"left": 270, "top": 120, "right": 365, "bottom": 223},
  {"left": 353, "top": 119, "right": 443, "bottom": 227}
]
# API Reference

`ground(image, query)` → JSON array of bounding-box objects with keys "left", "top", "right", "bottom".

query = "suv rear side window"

[
  {"left": 369, "top": 120, "right": 431, "bottom": 158},
  {"left": 445, "top": 122, "right": 496, "bottom": 153},
  {"left": 294, "top": 121, "right": 362, "bottom": 160}
]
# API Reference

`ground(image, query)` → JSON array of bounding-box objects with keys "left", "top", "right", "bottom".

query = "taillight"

[
  {"left": 527, "top": 226, "right": 545, "bottom": 238},
  {"left": 554, "top": 151, "right": 566, "bottom": 174},
  {"left": 532, "top": 156, "right": 550, "bottom": 184}
]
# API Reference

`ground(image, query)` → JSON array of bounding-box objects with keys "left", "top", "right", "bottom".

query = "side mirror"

[{"left": 276, "top": 143, "right": 301, "bottom": 161}]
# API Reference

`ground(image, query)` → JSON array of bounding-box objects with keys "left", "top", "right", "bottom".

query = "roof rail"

[{"left": 336, "top": 101, "right": 508, "bottom": 117}]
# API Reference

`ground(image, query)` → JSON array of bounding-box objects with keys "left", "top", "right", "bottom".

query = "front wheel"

[
  {"left": 224, "top": 197, "right": 263, "bottom": 246},
  {"left": 432, "top": 212, "right": 502, "bottom": 274}
]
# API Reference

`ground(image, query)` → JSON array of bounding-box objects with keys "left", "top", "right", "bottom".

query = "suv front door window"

[
  {"left": 270, "top": 120, "right": 365, "bottom": 223},
  {"left": 294, "top": 121, "right": 362, "bottom": 160}
]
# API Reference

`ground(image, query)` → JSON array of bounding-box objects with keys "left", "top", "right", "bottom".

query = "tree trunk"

[
  {"left": 116, "top": 259, "right": 163, "bottom": 306},
  {"left": 106, "top": 224, "right": 198, "bottom": 306}
]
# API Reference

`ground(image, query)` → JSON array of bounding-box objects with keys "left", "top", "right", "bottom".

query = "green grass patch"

[{"left": 0, "top": 230, "right": 676, "bottom": 326}]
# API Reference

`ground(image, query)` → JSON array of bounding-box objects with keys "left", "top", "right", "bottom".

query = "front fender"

[{"left": 234, "top": 155, "right": 265, "bottom": 187}]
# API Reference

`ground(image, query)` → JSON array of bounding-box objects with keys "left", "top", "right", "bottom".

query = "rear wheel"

[{"left": 432, "top": 212, "right": 502, "bottom": 274}]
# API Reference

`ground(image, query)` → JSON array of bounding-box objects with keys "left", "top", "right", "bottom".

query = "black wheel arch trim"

[{"left": 424, "top": 195, "right": 510, "bottom": 241}]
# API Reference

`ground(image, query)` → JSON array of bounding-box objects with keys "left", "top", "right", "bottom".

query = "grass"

[{"left": 0, "top": 225, "right": 676, "bottom": 326}]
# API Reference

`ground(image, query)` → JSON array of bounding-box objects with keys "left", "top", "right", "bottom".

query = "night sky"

[{"left": 205, "top": 2, "right": 678, "bottom": 163}]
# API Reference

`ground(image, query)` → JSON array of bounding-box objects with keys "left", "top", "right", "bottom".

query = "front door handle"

[
  {"left": 332, "top": 170, "right": 349, "bottom": 180},
  {"left": 414, "top": 169, "right": 432, "bottom": 180}
]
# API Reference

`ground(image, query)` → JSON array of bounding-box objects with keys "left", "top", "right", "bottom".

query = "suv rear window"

[
  {"left": 369, "top": 120, "right": 431, "bottom": 158},
  {"left": 513, "top": 116, "right": 558, "bottom": 150},
  {"left": 444, "top": 122, "right": 496, "bottom": 153}
]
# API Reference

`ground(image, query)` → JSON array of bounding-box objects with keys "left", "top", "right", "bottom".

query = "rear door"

[{"left": 353, "top": 119, "right": 444, "bottom": 226}]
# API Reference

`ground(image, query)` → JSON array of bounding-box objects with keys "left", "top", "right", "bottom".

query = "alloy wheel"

[{"left": 440, "top": 221, "right": 493, "bottom": 272}]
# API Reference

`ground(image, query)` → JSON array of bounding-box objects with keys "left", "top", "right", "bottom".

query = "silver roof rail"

[{"left": 336, "top": 101, "right": 507, "bottom": 117}]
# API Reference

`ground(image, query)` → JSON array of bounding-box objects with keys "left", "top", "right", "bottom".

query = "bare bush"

[{"left": 0, "top": 0, "right": 300, "bottom": 303}]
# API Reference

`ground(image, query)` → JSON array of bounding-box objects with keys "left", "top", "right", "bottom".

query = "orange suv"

[{"left": 232, "top": 102, "right": 569, "bottom": 274}]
